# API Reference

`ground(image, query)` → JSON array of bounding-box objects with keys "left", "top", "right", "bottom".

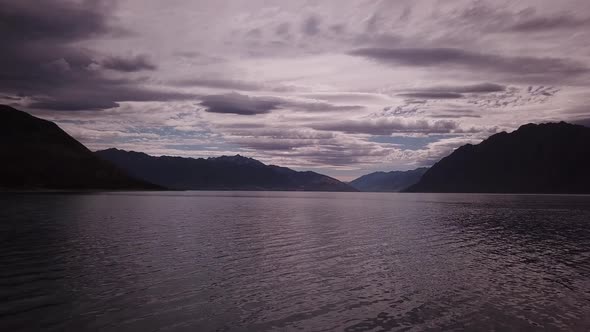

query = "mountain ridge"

[
  {"left": 406, "top": 121, "right": 590, "bottom": 193},
  {"left": 96, "top": 148, "right": 357, "bottom": 192}
]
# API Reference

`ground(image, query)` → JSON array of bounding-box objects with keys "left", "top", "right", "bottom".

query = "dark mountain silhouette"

[
  {"left": 406, "top": 122, "right": 590, "bottom": 193},
  {"left": 0, "top": 105, "right": 160, "bottom": 190},
  {"left": 350, "top": 168, "right": 428, "bottom": 192},
  {"left": 96, "top": 148, "right": 357, "bottom": 192}
]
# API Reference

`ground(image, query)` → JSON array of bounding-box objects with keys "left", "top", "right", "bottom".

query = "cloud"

[
  {"left": 300, "top": 92, "right": 391, "bottom": 103},
  {"left": 200, "top": 92, "right": 282, "bottom": 115},
  {"left": 284, "top": 100, "right": 363, "bottom": 112},
  {"left": 101, "top": 54, "right": 157, "bottom": 72},
  {"left": 173, "top": 78, "right": 263, "bottom": 91},
  {"left": 398, "top": 92, "right": 464, "bottom": 99},
  {"left": 275, "top": 22, "right": 291, "bottom": 36},
  {"left": 449, "top": 3, "right": 590, "bottom": 34},
  {"left": 171, "top": 77, "right": 297, "bottom": 92},
  {"left": 200, "top": 92, "right": 363, "bottom": 115},
  {"left": 413, "top": 83, "right": 506, "bottom": 94},
  {"left": 251, "top": 137, "right": 398, "bottom": 167},
  {"left": 225, "top": 129, "right": 335, "bottom": 151},
  {"left": 349, "top": 47, "right": 588, "bottom": 81},
  {"left": 302, "top": 15, "right": 321, "bottom": 36},
  {"left": 29, "top": 86, "right": 195, "bottom": 111},
  {"left": 214, "top": 121, "right": 400, "bottom": 166},
  {"left": 396, "top": 83, "right": 506, "bottom": 100},
  {"left": 508, "top": 15, "right": 590, "bottom": 32},
  {"left": 311, "top": 118, "right": 458, "bottom": 135},
  {"left": 431, "top": 114, "right": 481, "bottom": 119},
  {"left": 0, "top": 0, "right": 193, "bottom": 111},
  {"left": 0, "top": 0, "right": 118, "bottom": 43},
  {"left": 29, "top": 99, "right": 120, "bottom": 111},
  {"left": 3, "top": 0, "right": 590, "bottom": 178}
]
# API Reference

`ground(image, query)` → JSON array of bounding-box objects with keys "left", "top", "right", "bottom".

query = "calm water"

[{"left": 1, "top": 192, "right": 589, "bottom": 331}]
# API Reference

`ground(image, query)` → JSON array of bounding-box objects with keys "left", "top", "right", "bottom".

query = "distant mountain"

[
  {"left": 0, "top": 105, "right": 160, "bottom": 190},
  {"left": 350, "top": 168, "right": 428, "bottom": 192},
  {"left": 406, "top": 122, "right": 590, "bottom": 193},
  {"left": 96, "top": 148, "right": 357, "bottom": 192}
]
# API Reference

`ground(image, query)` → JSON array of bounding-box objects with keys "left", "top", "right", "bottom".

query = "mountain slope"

[
  {"left": 406, "top": 122, "right": 590, "bottom": 193},
  {"left": 0, "top": 105, "right": 160, "bottom": 190},
  {"left": 350, "top": 168, "right": 428, "bottom": 192},
  {"left": 96, "top": 148, "right": 357, "bottom": 192}
]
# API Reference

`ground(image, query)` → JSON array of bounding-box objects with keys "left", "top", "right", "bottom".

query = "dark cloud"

[
  {"left": 29, "top": 86, "right": 195, "bottom": 111},
  {"left": 302, "top": 15, "right": 321, "bottom": 36},
  {"left": 397, "top": 83, "right": 506, "bottom": 99},
  {"left": 0, "top": 0, "right": 194, "bottom": 111},
  {"left": 527, "top": 86, "right": 560, "bottom": 97},
  {"left": 349, "top": 47, "right": 588, "bottom": 81},
  {"left": 200, "top": 92, "right": 363, "bottom": 116},
  {"left": 311, "top": 119, "right": 458, "bottom": 135},
  {"left": 29, "top": 99, "right": 120, "bottom": 111},
  {"left": 0, "top": 0, "right": 119, "bottom": 43},
  {"left": 200, "top": 93, "right": 282, "bottom": 115},
  {"left": 418, "top": 83, "right": 506, "bottom": 94},
  {"left": 101, "top": 54, "right": 157, "bottom": 72},
  {"left": 398, "top": 92, "right": 464, "bottom": 99}
]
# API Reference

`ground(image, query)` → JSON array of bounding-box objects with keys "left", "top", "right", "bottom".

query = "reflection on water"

[{"left": 1, "top": 192, "right": 589, "bottom": 331}]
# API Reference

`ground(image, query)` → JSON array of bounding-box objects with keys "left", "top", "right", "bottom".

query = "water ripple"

[{"left": 0, "top": 192, "right": 589, "bottom": 331}]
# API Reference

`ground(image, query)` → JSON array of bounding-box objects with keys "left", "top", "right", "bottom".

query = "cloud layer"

[{"left": 1, "top": 0, "right": 590, "bottom": 179}]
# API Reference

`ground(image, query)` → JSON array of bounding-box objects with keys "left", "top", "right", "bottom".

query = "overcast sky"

[{"left": 2, "top": 0, "right": 590, "bottom": 180}]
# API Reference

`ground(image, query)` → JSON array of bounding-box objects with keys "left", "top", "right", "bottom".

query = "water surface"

[{"left": 1, "top": 192, "right": 589, "bottom": 331}]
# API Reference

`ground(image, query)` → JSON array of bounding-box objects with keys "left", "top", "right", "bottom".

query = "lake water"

[{"left": 1, "top": 192, "right": 589, "bottom": 331}]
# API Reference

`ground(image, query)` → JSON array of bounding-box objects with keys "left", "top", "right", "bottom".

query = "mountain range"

[
  {"left": 96, "top": 148, "right": 356, "bottom": 191},
  {"left": 406, "top": 122, "right": 590, "bottom": 193},
  {"left": 349, "top": 168, "right": 428, "bottom": 192},
  {"left": 3, "top": 104, "right": 590, "bottom": 194}
]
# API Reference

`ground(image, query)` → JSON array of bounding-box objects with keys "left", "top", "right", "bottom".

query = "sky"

[{"left": 1, "top": 0, "right": 590, "bottom": 180}]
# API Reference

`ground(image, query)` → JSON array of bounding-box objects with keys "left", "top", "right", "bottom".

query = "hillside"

[
  {"left": 406, "top": 122, "right": 590, "bottom": 193},
  {"left": 0, "top": 105, "right": 160, "bottom": 190},
  {"left": 350, "top": 168, "right": 428, "bottom": 192}
]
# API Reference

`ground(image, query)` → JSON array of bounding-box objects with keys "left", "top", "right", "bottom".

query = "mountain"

[
  {"left": 96, "top": 148, "right": 357, "bottom": 192},
  {"left": 0, "top": 105, "right": 160, "bottom": 190},
  {"left": 350, "top": 168, "right": 428, "bottom": 192},
  {"left": 406, "top": 122, "right": 590, "bottom": 193}
]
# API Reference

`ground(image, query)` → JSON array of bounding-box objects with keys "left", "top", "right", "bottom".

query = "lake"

[{"left": 1, "top": 192, "right": 589, "bottom": 331}]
